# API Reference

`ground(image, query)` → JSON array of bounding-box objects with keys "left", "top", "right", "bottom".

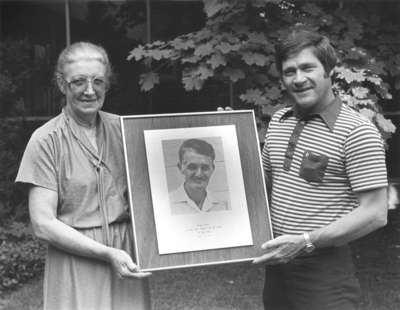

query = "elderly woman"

[{"left": 16, "top": 42, "right": 150, "bottom": 310}]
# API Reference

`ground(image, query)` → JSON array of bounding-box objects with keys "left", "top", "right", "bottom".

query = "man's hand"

[
  {"left": 252, "top": 234, "right": 306, "bottom": 265},
  {"left": 107, "top": 248, "right": 152, "bottom": 279}
]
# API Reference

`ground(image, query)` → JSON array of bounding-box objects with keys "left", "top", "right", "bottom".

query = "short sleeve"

[
  {"left": 261, "top": 129, "right": 272, "bottom": 174},
  {"left": 15, "top": 131, "right": 58, "bottom": 191},
  {"left": 261, "top": 111, "right": 285, "bottom": 175},
  {"left": 344, "top": 123, "right": 388, "bottom": 192}
]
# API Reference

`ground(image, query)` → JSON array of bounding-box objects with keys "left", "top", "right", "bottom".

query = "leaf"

[
  {"left": 215, "top": 42, "right": 241, "bottom": 54},
  {"left": 150, "top": 40, "right": 165, "bottom": 47},
  {"left": 373, "top": 82, "right": 392, "bottom": 100},
  {"left": 359, "top": 108, "right": 376, "bottom": 121},
  {"left": 222, "top": 68, "right": 245, "bottom": 82},
  {"left": 367, "top": 60, "right": 386, "bottom": 75},
  {"left": 247, "top": 32, "right": 268, "bottom": 44},
  {"left": 171, "top": 38, "right": 195, "bottom": 50},
  {"left": 268, "top": 64, "right": 280, "bottom": 78},
  {"left": 127, "top": 45, "right": 146, "bottom": 61},
  {"left": 7, "top": 222, "right": 29, "bottom": 239},
  {"left": 264, "top": 86, "right": 281, "bottom": 100},
  {"left": 240, "top": 89, "right": 268, "bottom": 105},
  {"left": 365, "top": 74, "right": 383, "bottom": 87},
  {"left": 139, "top": 72, "right": 159, "bottom": 91},
  {"left": 336, "top": 93, "right": 357, "bottom": 108},
  {"left": 194, "top": 43, "right": 214, "bottom": 57},
  {"left": 203, "top": 0, "right": 230, "bottom": 18},
  {"left": 182, "top": 75, "right": 204, "bottom": 91},
  {"left": 194, "top": 29, "right": 213, "bottom": 41},
  {"left": 351, "top": 87, "right": 369, "bottom": 99},
  {"left": 375, "top": 114, "right": 396, "bottom": 134},
  {"left": 345, "top": 48, "right": 367, "bottom": 61},
  {"left": 150, "top": 49, "right": 164, "bottom": 61},
  {"left": 197, "top": 65, "right": 214, "bottom": 80},
  {"left": 207, "top": 53, "right": 227, "bottom": 69},
  {"left": 226, "top": 34, "right": 240, "bottom": 44},
  {"left": 336, "top": 67, "right": 366, "bottom": 83},
  {"left": 182, "top": 55, "right": 201, "bottom": 64},
  {"left": 241, "top": 52, "right": 269, "bottom": 66}
]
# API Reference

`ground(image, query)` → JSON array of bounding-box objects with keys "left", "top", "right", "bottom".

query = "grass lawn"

[
  {"left": 1, "top": 263, "right": 265, "bottom": 310},
  {"left": 2, "top": 210, "right": 400, "bottom": 310}
]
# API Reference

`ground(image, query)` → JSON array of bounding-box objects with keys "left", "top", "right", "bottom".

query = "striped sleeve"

[
  {"left": 261, "top": 136, "right": 271, "bottom": 174},
  {"left": 344, "top": 123, "right": 388, "bottom": 192},
  {"left": 261, "top": 118, "right": 275, "bottom": 174}
]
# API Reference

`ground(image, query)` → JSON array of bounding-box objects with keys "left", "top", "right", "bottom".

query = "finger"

[
  {"left": 252, "top": 252, "right": 274, "bottom": 264},
  {"left": 133, "top": 271, "right": 152, "bottom": 278},
  {"left": 261, "top": 239, "right": 280, "bottom": 250},
  {"left": 125, "top": 261, "right": 138, "bottom": 272},
  {"left": 253, "top": 254, "right": 288, "bottom": 265},
  {"left": 123, "top": 270, "right": 152, "bottom": 279},
  {"left": 217, "top": 107, "right": 224, "bottom": 111}
]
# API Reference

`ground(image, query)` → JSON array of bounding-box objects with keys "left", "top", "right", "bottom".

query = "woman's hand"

[
  {"left": 29, "top": 186, "right": 151, "bottom": 279},
  {"left": 107, "top": 248, "right": 152, "bottom": 279}
]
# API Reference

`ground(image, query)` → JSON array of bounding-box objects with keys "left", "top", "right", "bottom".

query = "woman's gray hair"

[{"left": 54, "top": 42, "right": 113, "bottom": 83}]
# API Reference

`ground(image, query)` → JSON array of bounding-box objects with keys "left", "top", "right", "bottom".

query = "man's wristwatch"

[{"left": 303, "top": 232, "right": 316, "bottom": 253}]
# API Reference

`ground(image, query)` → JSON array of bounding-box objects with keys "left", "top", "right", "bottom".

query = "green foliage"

[
  {"left": 127, "top": 0, "right": 398, "bottom": 140},
  {"left": 0, "top": 222, "right": 45, "bottom": 291}
]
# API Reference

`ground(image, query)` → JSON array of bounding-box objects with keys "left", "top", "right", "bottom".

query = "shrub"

[
  {"left": 0, "top": 222, "right": 45, "bottom": 292},
  {"left": 0, "top": 119, "right": 32, "bottom": 224}
]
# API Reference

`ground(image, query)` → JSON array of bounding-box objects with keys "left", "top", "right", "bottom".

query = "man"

[
  {"left": 169, "top": 138, "right": 229, "bottom": 215},
  {"left": 253, "top": 29, "right": 388, "bottom": 310}
]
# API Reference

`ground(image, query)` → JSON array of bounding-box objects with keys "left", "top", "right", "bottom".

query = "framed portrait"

[{"left": 121, "top": 110, "right": 272, "bottom": 271}]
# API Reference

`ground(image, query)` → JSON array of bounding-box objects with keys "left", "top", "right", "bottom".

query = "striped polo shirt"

[{"left": 262, "top": 98, "right": 388, "bottom": 236}]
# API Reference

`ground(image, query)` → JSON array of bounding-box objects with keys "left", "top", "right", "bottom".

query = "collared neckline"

[
  {"left": 172, "top": 185, "right": 217, "bottom": 212},
  {"left": 279, "top": 97, "right": 342, "bottom": 131},
  {"left": 62, "top": 108, "right": 106, "bottom": 162}
]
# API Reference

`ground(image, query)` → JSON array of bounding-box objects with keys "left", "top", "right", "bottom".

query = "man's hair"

[
  {"left": 178, "top": 139, "right": 215, "bottom": 162},
  {"left": 275, "top": 28, "right": 339, "bottom": 75}
]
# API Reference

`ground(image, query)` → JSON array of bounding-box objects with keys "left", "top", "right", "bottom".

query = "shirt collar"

[
  {"left": 280, "top": 97, "right": 342, "bottom": 131},
  {"left": 175, "top": 185, "right": 216, "bottom": 212},
  {"left": 62, "top": 108, "right": 105, "bottom": 161}
]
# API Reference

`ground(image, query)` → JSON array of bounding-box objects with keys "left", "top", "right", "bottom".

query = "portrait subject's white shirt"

[{"left": 169, "top": 185, "right": 229, "bottom": 215}]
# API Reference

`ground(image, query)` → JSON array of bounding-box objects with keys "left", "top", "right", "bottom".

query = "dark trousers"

[{"left": 263, "top": 245, "right": 361, "bottom": 310}]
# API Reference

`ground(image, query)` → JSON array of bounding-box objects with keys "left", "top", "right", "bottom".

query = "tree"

[{"left": 128, "top": 0, "right": 397, "bottom": 141}]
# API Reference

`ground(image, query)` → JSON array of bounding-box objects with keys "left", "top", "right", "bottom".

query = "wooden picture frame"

[{"left": 121, "top": 110, "right": 272, "bottom": 271}]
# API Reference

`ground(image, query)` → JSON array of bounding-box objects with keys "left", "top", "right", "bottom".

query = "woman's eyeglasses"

[{"left": 63, "top": 76, "right": 108, "bottom": 93}]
